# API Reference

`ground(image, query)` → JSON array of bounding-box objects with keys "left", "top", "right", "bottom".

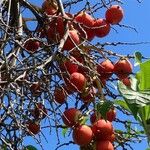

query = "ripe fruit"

[
  {"left": 93, "top": 19, "right": 110, "bottom": 38},
  {"left": 74, "top": 11, "right": 95, "bottom": 41},
  {"left": 122, "top": 77, "right": 131, "bottom": 87},
  {"left": 75, "top": 11, "right": 94, "bottom": 27},
  {"left": 62, "top": 84, "right": 73, "bottom": 95},
  {"left": 47, "top": 13, "right": 74, "bottom": 42},
  {"left": 38, "top": 28, "right": 46, "bottom": 38},
  {"left": 30, "top": 82, "right": 41, "bottom": 96},
  {"left": 105, "top": 5, "right": 124, "bottom": 25},
  {"left": 73, "top": 125, "right": 93, "bottom": 146},
  {"left": 63, "top": 28, "right": 80, "bottom": 51},
  {"left": 96, "top": 140, "right": 114, "bottom": 150},
  {"left": 24, "top": 40, "right": 40, "bottom": 53},
  {"left": 106, "top": 108, "right": 116, "bottom": 122},
  {"left": 60, "top": 57, "right": 78, "bottom": 74},
  {"left": 97, "top": 59, "right": 114, "bottom": 80},
  {"left": 62, "top": 108, "right": 82, "bottom": 127},
  {"left": 80, "top": 87, "right": 96, "bottom": 103},
  {"left": 96, "top": 131, "right": 116, "bottom": 142},
  {"left": 42, "top": 0, "right": 58, "bottom": 15},
  {"left": 54, "top": 87, "right": 67, "bottom": 104},
  {"left": 108, "top": 133, "right": 115, "bottom": 142},
  {"left": 26, "top": 121, "right": 40, "bottom": 135},
  {"left": 114, "top": 58, "right": 132, "bottom": 79},
  {"left": 92, "top": 119, "right": 113, "bottom": 140},
  {"left": 70, "top": 72, "right": 86, "bottom": 92},
  {"left": 33, "top": 103, "right": 47, "bottom": 119},
  {"left": 47, "top": 16, "right": 64, "bottom": 41}
]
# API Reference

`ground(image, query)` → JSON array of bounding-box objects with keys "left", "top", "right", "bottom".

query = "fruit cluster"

[
  {"left": 0, "top": 0, "right": 136, "bottom": 149},
  {"left": 23, "top": 1, "right": 132, "bottom": 142},
  {"left": 62, "top": 107, "right": 116, "bottom": 149},
  {"left": 24, "top": 4, "right": 124, "bottom": 53}
]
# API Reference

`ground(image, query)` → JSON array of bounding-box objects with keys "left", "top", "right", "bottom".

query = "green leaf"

[
  {"left": 62, "top": 127, "right": 68, "bottom": 137},
  {"left": 118, "top": 80, "right": 150, "bottom": 106},
  {"left": 96, "top": 101, "right": 113, "bottom": 119},
  {"left": 134, "top": 51, "right": 142, "bottom": 66},
  {"left": 24, "top": 145, "right": 37, "bottom": 150},
  {"left": 118, "top": 80, "right": 150, "bottom": 119},
  {"left": 139, "top": 60, "right": 150, "bottom": 91},
  {"left": 114, "top": 100, "right": 130, "bottom": 112},
  {"left": 130, "top": 75, "right": 138, "bottom": 91},
  {"left": 138, "top": 105, "right": 150, "bottom": 143}
]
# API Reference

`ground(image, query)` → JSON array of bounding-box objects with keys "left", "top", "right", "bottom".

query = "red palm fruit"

[
  {"left": 93, "top": 19, "right": 110, "bottom": 38},
  {"left": 96, "top": 140, "right": 114, "bottom": 150},
  {"left": 74, "top": 24, "right": 95, "bottom": 41},
  {"left": 73, "top": 125, "right": 93, "bottom": 146},
  {"left": 33, "top": 103, "right": 47, "bottom": 119},
  {"left": 62, "top": 84, "right": 73, "bottom": 95},
  {"left": 80, "top": 86, "right": 96, "bottom": 103},
  {"left": 63, "top": 28, "right": 80, "bottom": 51},
  {"left": 114, "top": 58, "right": 132, "bottom": 79},
  {"left": 75, "top": 11, "right": 94, "bottom": 27},
  {"left": 42, "top": 0, "right": 58, "bottom": 15},
  {"left": 92, "top": 119, "right": 113, "bottom": 140},
  {"left": 26, "top": 121, "right": 40, "bottom": 135},
  {"left": 38, "top": 28, "right": 46, "bottom": 38},
  {"left": 74, "top": 11, "right": 95, "bottom": 41},
  {"left": 47, "top": 13, "right": 74, "bottom": 41},
  {"left": 83, "top": 27, "right": 95, "bottom": 41},
  {"left": 109, "top": 133, "right": 115, "bottom": 142},
  {"left": 54, "top": 87, "right": 67, "bottom": 104},
  {"left": 122, "top": 77, "right": 131, "bottom": 87},
  {"left": 30, "top": 82, "right": 41, "bottom": 96},
  {"left": 106, "top": 108, "right": 116, "bottom": 122},
  {"left": 24, "top": 40, "right": 40, "bottom": 53},
  {"left": 62, "top": 108, "right": 82, "bottom": 127},
  {"left": 70, "top": 72, "right": 86, "bottom": 92},
  {"left": 96, "top": 129, "right": 115, "bottom": 142},
  {"left": 60, "top": 57, "right": 79, "bottom": 74},
  {"left": 105, "top": 5, "right": 124, "bottom": 25},
  {"left": 97, "top": 59, "right": 114, "bottom": 80},
  {"left": 47, "top": 16, "right": 64, "bottom": 41}
]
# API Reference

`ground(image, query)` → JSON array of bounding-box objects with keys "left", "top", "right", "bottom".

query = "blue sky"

[{"left": 24, "top": 0, "right": 150, "bottom": 149}]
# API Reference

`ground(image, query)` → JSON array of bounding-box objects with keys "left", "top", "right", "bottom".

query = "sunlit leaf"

[
  {"left": 139, "top": 60, "right": 150, "bottom": 90},
  {"left": 118, "top": 80, "right": 150, "bottom": 106},
  {"left": 114, "top": 100, "right": 130, "bottom": 112},
  {"left": 130, "top": 75, "right": 138, "bottom": 91},
  {"left": 118, "top": 80, "right": 150, "bottom": 119},
  {"left": 138, "top": 105, "right": 150, "bottom": 143}
]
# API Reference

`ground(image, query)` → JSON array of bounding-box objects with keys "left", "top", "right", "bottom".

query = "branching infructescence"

[{"left": 0, "top": 0, "right": 148, "bottom": 150}]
